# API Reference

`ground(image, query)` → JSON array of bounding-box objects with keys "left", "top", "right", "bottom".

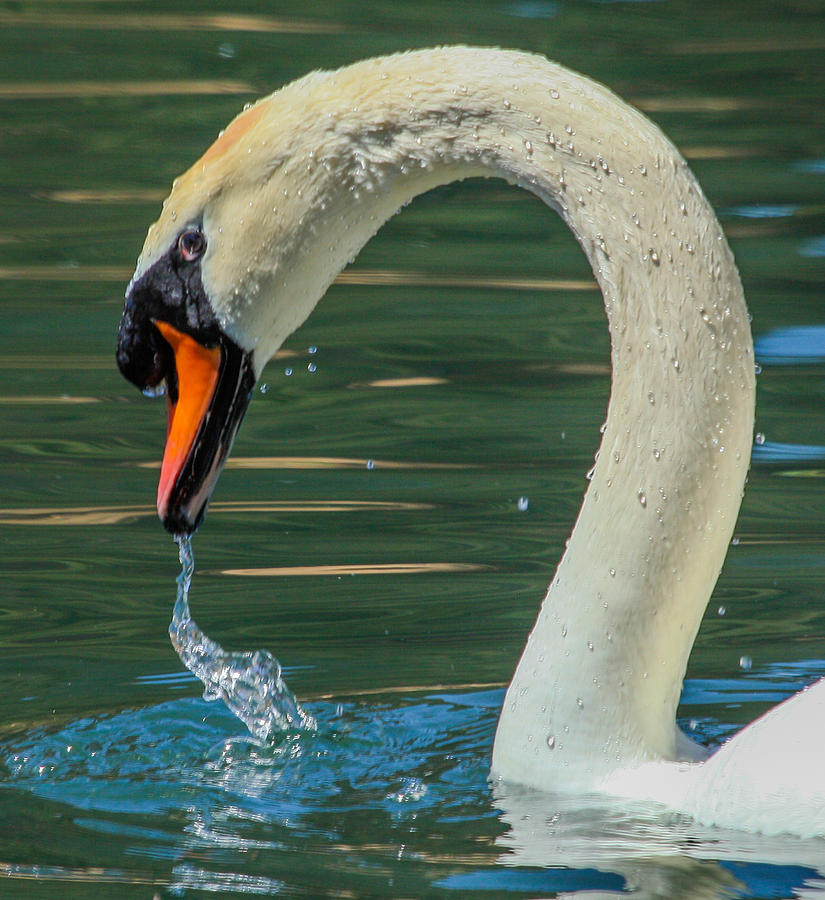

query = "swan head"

[
  {"left": 115, "top": 60, "right": 438, "bottom": 534},
  {"left": 115, "top": 97, "right": 295, "bottom": 535}
]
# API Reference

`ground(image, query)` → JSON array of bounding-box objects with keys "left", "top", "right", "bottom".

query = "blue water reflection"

[
  {"left": 756, "top": 326, "right": 825, "bottom": 365},
  {"left": 4, "top": 674, "right": 825, "bottom": 896}
]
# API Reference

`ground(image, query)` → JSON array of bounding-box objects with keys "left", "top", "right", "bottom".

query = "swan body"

[
  {"left": 116, "top": 47, "right": 825, "bottom": 837},
  {"left": 602, "top": 677, "right": 825, "bottom": 837}
]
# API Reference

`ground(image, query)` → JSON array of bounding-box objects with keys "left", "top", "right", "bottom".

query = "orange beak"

[{"left": 152, "top": 320, "right": 221, "bottom": 522}]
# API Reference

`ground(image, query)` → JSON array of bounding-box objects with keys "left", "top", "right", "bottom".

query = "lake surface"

[{"left": 1, "top": 1, "right": 824, "bottom": 897}]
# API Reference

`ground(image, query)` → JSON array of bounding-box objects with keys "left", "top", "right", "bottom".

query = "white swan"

[{"left": 115, "top": 47, "right": 825, "bottom": 838}]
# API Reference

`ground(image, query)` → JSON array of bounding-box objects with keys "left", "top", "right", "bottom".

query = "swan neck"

[{"left": 206, "top": 48, "right": 756, "bottom": 789}]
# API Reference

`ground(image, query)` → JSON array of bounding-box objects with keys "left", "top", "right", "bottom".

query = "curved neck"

[{"left": 215, "top": 48, "right": 756, "bottom": 788}]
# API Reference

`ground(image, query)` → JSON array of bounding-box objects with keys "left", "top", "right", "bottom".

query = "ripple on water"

[
  {"left": 1, "top": 690, "right": 501, "bottom": 819},
  {"left": 3, "top": 686, "right": 825, "bottom": 896}
]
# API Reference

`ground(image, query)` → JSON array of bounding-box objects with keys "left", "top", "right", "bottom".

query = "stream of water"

[{"left": 170, "top": 535, "right": 315, "bottom": 740}]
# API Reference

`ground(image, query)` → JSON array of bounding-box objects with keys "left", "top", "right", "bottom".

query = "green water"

[{"left": 1, "top": 1, "right": 825, "bottom": 897}]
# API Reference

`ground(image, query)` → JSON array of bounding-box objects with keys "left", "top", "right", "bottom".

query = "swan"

[{"left": 115, "top": 46, "right": 825, "bottom": 838}]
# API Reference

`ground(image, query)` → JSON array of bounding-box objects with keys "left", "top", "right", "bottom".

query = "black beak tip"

[{"left": 161, "top": 498, "right": 206, "bottom": 537}]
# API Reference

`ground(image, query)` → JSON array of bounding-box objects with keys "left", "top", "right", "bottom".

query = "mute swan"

[{"left": 115, "top": 47, "right": 825, "bottom": 838}]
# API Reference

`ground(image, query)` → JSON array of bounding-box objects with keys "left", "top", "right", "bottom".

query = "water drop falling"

[
  {"left": 517, "top": 496, "right": 529, "bottom": 511},
  {"left": 739, "top": 655, "right": 753, "bottom": 670}
]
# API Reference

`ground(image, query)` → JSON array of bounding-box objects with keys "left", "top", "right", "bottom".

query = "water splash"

[{"left": 169, "top": 535, "right": 316, "bottom": 740}]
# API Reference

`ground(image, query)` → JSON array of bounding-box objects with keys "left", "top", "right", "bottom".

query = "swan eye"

[{"left": 178, "top": 227, "right": 206, "bottom": 262}]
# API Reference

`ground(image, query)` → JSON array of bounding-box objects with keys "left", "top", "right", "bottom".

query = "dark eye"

[{"left": 178, "top": 227, "right": 206, "bottom": 262}]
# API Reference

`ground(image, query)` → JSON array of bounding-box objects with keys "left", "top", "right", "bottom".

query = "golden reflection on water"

[
  {"left": 221, "top": 562, "right": 486, "bottom": 577},
  {"left": 681, "top": 145, "right": 762, "bottom": 160},
  {"left": 140, "top": 455, "right": 474, "bottom": 471},
  {"left": 308, "top": 680, "right": 505, "bottom": 701},
  {"left": 0, "top": 499, "right": 432, "bottom": 526},
  {"left": 0, "top": 80, "right": 253, "bottom": 100},
  {"left": 0, "top": 265, "right": 597, "bottom": 292},
  {"left": 43, "top": 189, "right": 166, "bottom": 204},
  {"left": 0, "top": 11, "right": 344, "bottom": 33},
  {"left": 0, "top": 395, "right": 99, "bottom": 404},
  {"left": 363, "top": 377, "right": 448, "bottom": 388},
  {"left": 336, "top": 270, "right": 595, "bottom": 291},
  {"left": 634, "top": 96, "right": 764, "bottom": 113},
  {"left": 0, "top": 265, "right": 132, "bottom": 281},
  {"left": 0, "top": 355, "right": 112, "bottom": 370}
]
